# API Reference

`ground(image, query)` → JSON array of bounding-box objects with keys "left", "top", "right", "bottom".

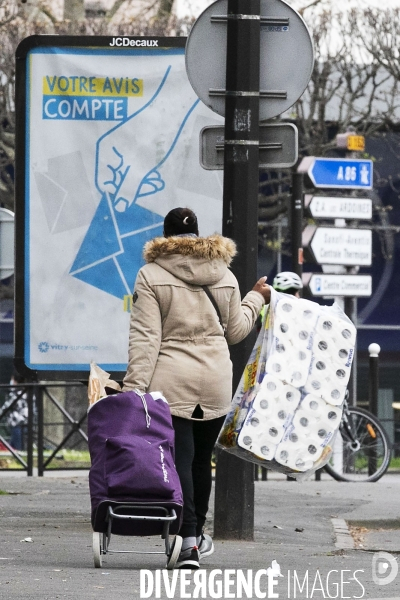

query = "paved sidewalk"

[{"left": 0, "top": 472, "right": 399, "bottom": 599}]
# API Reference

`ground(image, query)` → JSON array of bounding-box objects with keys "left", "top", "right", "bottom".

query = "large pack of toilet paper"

[{"left": 217, "top": 288, "right": 356, "bottom": 478}]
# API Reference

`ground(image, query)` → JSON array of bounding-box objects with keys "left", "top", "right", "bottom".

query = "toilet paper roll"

[
  {"left": 253, "top": 392, "right": 277, "bottom": 417},
  {"left": 265, "top": 354, "right": 309, "bottom": 388},
  {"left": 280, "top": 384, "right": 302, "bottom": 412},
  {"left": 315, "top": 315, "right": 356, "bottom": 346},
  {"left": 296, "top": 348, "right": 313, "bottom": 366},
  {"left": 244, "top": 408, "right": 282, "bottom": 430},
  {"left": 262, "top": 402, "right": 292, "bottom": 426},
  {"left": 259, "top": 418, "right": 286, "bottom": 444},
  {"left": 275, "top": 297, "right": 298, "bottom": 319},
  {"left": 273, "top": 316, "right": 299, "bottom": 344},
  {"left": 312, "top": 333, "right": 354, "bottom": 372},
  {"left": 292, "top": 409, "right": 318, "bottom": 433},
  {"left": 252, "top": 441, "right": 279, "bottom": 461},
  {"left": 271, "top": 337, "right": 291, "bottom": 356},
  {"left": 259, "top": 373, "right": 284, "bottom": 398},
  {"left": 237, "top": 428, "right": 278, "bottom": 460},
  {"left": 242, "top": 407, "right": 286, "bottom": 437},
  {"left": 265, "top": 358, "right": 286, "bottom": 376},
  {"left": 273, "top": 320, "right": 313, "bottom": 347},
  {"left": 285, "top": 415, "right": 337, "bottom": 451},
  {"left": 303, "top": 378, "right": 347, "bottom": 406},
  {"left": 239, "top": 415, "right": 285, "bottom": 449},
  {"left": 282, "top": 422, "right": 298, "bottom": 442},
  {"left": 303, "top": 440, "right": 324, "bottom": 462},
  {"left": 287, "top": 366, "right": 309, "bottom": 388},
  {"left": 319, "top": 403, "right": 343, "bottom": 424},
  {"left": 274, "top": 440, "right": 315, "bottom": 471},
  {"left": 300, "top": 394, "right": 327, "bottom": 416},
  {"left": 296, "top": 299, "right": 319, "bottom": 329},
  {"left": 303, "top": 376, "right": 324, "bottom": 396},
  {"left": 318, "top": 383, "right": 346, "bottom": 406},
  {"left": 312, "top": 333, "right": 334, "bottom": 358},
  {"left": 331, "top": 346, "right": 354, "bottom": 368},
  {"left": 295, "top": 413, "right": 332, "bottom": 439},
  {"left": 270, "top": 345, "right": 312, "bottom": 370},
  {"left": 294, "top": 405, "right": 341, "bottom": 439},
  {"left": 309, "top": 359, "right": 351, "bottom": 388}
]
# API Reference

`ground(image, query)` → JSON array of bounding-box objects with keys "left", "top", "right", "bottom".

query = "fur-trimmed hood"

[{"left": 143, "top": 234, "right": 237, "bottom": 286}]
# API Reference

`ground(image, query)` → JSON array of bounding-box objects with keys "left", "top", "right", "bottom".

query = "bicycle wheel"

[{"left": 324, "top": 407, "right": 391, "bottom": 482}]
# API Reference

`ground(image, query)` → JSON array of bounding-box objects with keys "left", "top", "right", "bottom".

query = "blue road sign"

[{"left": 304, "top": 157, "right": 373, "bottom": 189}]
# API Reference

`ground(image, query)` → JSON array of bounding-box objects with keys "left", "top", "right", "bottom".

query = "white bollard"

[{"left": 368, "top": 343, "right": 381, "bottom": 358}]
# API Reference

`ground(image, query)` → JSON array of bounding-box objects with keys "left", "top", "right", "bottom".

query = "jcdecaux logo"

[{"left": 42, "top": 75, "right": 143, "bottom": 121}]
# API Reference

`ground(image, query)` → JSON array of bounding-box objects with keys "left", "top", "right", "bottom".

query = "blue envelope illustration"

[{"left": 70, "top": 190, "right": 163, "bottom": 299}]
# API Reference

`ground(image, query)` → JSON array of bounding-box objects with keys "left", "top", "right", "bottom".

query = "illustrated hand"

[
  {"left": 95, "top": 66, "right": 199, "bottom": 213},
  {"left": 252, "top": 276, "right": 271, "bottom": 304}
]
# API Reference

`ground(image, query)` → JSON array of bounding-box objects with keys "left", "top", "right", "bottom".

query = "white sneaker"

[{"left": 198, "top": 533, "right": 214, "bottom": 558}]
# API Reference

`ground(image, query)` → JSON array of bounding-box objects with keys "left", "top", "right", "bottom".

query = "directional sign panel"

[
  {"left": 303, "top": 273, "right": 372, "bottom": 297},
  {"left": 302, "top": 225, "right": 372, "bottom": 266},
  {"left": 305, "top": 195, "right": 372, "bottom": 220},
  {"left": 298, "top": 157, "right": 373, "bottom": 189}
]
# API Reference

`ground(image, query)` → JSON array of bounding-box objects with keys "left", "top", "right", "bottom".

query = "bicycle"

[{"left": 324, "top": 395, "right": 391, "bottom": 482}]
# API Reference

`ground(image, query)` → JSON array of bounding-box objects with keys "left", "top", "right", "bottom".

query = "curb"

[{"left": 331, "top": 517, "right": 354, "bottom": 550}]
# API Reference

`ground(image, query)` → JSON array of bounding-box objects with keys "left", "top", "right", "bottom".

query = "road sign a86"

[{"left": 339, "top": 165, "right": 357, "bottom": 182}]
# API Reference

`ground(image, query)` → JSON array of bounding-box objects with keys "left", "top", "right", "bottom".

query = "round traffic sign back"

[{"left": 185, "top": 0, "right": 314, "bottom": 121}]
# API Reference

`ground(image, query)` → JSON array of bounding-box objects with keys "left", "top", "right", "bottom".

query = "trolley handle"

[{"left": 107, "top": 506, "right": 177, "bottom": 522}]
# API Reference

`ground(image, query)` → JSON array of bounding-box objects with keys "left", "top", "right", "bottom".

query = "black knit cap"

[{"left": 163, "top": 207, "right": 199, "bottom": 237}]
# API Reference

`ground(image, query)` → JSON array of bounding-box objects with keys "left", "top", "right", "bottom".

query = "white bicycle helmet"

[{"left": 272, "top": 271, "right": 303, "bottom": 291}]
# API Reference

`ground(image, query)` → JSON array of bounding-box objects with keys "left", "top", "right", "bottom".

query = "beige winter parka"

[{"left": 122, "top": 234, "right": 265, "bottom": 420}]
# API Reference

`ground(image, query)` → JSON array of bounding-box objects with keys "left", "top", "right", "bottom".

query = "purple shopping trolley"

[{"left": 88, "top": 390, "right": 183, "bottom": 568}]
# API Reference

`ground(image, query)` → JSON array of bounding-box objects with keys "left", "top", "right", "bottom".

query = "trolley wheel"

[
  {"left": 324, "top": 406, "right": 391, "bottom": 482},
  {"left": 166, "top": 535, "right": 182, "bottom": 570},
  {"left": 93, "top": 531, "right": 102, "bottom": 568}
]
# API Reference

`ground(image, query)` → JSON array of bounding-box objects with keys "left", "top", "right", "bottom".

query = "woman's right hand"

[{"left": 252, "top": 276, "right": 271, "bottom": 304}]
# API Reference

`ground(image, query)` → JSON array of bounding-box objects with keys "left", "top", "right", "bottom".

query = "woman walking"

[{"left": 123, "top": 207, "right": 270, "bottom": 569}]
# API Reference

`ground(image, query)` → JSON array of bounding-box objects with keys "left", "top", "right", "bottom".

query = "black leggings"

[{"left": 172, "top": 415, "right": 226, "bottom": 539}]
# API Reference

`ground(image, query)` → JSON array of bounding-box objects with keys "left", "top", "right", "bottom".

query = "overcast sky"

[{"left": 174, "top": 0, "right": 400, "bottom": 19}]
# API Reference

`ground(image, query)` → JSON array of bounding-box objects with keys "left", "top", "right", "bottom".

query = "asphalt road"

[{"left": 0, "top": 472, "right": 399, "bottom": 600}]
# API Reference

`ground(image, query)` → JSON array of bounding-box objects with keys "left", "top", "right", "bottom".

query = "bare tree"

[
  {"left": 3, "top": 2, "right": 400, "bottom": 276},
  {"left": 64, "top": 0, "right": 85, "bottom": 25},
  {"left": 0, "top": 1, "right": 19, "bottom": 213},
  {"left": 0, "top": 2, "right": 192, "bottom": 298}
]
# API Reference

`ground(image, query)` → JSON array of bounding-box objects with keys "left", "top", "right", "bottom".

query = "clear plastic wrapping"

[{"left": 217, "top": 288, "right": 356, "bottom": 480}]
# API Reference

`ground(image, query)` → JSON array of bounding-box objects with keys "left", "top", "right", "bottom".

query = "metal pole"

[
  {"left": 368, "top": 343, "right": 380, "bottom": 416},
  {"left": 343, "top": 143, "right": 360, "bottom": 406},
  {"left": 368, "top": 343, "right": 380, "bottom": 476},
  {"left": 214, "top": 0, "right": 261, "bottom": 541},
  {"left": 345, "top": 295, "right": 357, "bottom": 406},
  {"left": 27, "top": 385, "right": 34, "bottom": 476},
  {"left": 291, "top": 172, "right": 304, "bottom": 279},
  {"left": 36, "top": 385, "right": 44, "bottom": 477}
]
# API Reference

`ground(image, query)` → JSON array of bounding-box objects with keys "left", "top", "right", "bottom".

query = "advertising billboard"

[{"left": 15, "top": 36, "right": 223, "bottom": 379}]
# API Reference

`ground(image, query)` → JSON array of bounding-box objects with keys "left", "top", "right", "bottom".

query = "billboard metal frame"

[{"left": 15, "top": 35, "right": 187, "bottom": 382}]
